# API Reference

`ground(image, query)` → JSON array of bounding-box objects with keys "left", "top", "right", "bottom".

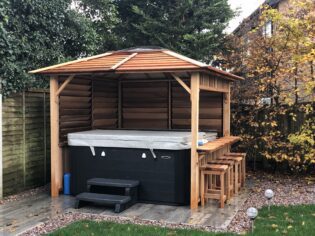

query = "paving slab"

[{"left": 0, "top": 189, "right": 248, "bottom": 235}]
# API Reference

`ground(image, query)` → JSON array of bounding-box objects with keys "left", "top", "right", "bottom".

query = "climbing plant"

[{"left": 0, "top": 0, "right": 98, "bottom": 97}]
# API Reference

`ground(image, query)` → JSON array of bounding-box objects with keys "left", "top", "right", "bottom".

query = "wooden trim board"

[
  {"left": 30, "top": 53, "right": 112, "bottom": 74},
  {"left": 223, "top": 84, "right": 231, "bottom": 136},
  {"left": 111, "top": 53, "right": 137, "bottom": 70}
]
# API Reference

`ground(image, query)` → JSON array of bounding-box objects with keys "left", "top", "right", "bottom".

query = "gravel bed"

[
  {"left": 227, "top": 171, "right": 315, "bottom": 233},
  {"left": 20, "top": 212, "right": 221, "bottom": 235},
  {"left": 18, "top": 172, "right": 315, "bottom": 235},
  {"left": 0, "top": 185, "right": 49, "bottom": 205}
]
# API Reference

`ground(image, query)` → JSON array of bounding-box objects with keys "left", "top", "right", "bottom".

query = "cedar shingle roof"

[{"left": 30, "top": 47, "right": 243, "bottom": 81}]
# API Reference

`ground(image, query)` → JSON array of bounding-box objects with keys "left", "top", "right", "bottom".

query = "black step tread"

[
  {"left": 76, "top": 192, "right": 131, "bottom": 204},
  {"left": 87, "top": 178, "right": 140, "bottom": 188}
]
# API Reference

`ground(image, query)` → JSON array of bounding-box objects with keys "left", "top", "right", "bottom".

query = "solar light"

[
  {"left": 264, "top": 189, "right": 274, "bottom": 211},
  {"left": 246, "top": 207, "right": 258, "bottom": 233}
]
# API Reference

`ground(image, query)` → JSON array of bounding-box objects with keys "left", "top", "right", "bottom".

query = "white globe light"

[
  {"left": 246, "top": 207, "right": 258, "bottom": 220},
  {"left": 265, "top": 189, "right": 274, "bottom": 199}
]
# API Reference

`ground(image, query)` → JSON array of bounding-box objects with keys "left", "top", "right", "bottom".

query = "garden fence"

[{"left": 1, "top": 90, "right": 50, "bottom": 197}]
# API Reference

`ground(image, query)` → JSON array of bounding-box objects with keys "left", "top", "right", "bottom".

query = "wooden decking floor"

[{"left": 0, "top": 189, "right": 248, "bottom": 235}]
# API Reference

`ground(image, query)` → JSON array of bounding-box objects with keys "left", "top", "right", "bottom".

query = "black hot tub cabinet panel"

[{"left": 70, "top": 146, "right": 191, "bottom": 205}]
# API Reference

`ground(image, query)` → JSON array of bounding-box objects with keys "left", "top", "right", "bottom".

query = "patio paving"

[{"left": 0, "top": 189, "right": 248, "bottom": 235}]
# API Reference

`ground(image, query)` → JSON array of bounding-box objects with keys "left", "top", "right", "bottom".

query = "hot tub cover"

[{"left": 68, "top": 130, "right": 217, "bottom": 150}]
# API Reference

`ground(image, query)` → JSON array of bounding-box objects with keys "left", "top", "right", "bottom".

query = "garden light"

[
  {"left": 264, "top": 189, "right": 274, "bottom": 211},
  {"left": 265, "top": 189, "right": 274, "bottom": 199},
  {"left": 246, "top": 207, "right": 258, "bottom": 233}
]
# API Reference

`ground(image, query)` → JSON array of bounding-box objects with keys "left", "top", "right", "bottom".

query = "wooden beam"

[
  {"left": 118, "top": 78, "right": 122, "bottom": 128},
  {"left": 190, "top": 72, "right": 200, "bottom": 209},
  {"left": 111, "top": 53, "right": 138, "bottom": 70},
  {"left": 199, "top": 85, "right": 229, "bottom": 93},
  {"left": 223, "top": 83, "right": 231, "bottom": 136},
  {"left": 50, "top": 76, "right": 62, "bottom": 197},
  {"left": 56, "top": 75, "right": 75, "bottom": 96},
  {"left": 171, "top": 73, "right": 191, "bottom": 94}
]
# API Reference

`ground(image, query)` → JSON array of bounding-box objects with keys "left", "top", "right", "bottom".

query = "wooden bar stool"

[
  {"left": 207, "top": 160, "right": 234, "bottom": 200},
  {"left": 224, "top": 153, "right": 246, "bottom": 187},
  {"left": 200, "top": 164, "right": 229, "bottom": 208},
  {"left": 217, "top": 156, "right": 242, "bottom": 195}
]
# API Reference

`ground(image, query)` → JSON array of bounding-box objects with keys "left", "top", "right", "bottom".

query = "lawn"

[
  {"left": 249, "top": 204, "right": 315, "bottom": 236},
  {"left": 49, "top": 205, "right": 315, "bottom": 236}
]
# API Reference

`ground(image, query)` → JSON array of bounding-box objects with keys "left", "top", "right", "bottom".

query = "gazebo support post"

[
  {"left": 190, "top": 72, "right": 200, "bottom": 209},
  {"left": 223, "top": 83, "right": 231, "bottom": 137},
  {"left": 50, "top": 76, "right": 62, "bottom": 197}
]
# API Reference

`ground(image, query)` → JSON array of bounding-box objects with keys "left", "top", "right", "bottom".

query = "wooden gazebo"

[{"left": 30, "top": 47, "right": 243, "bottom": 209}]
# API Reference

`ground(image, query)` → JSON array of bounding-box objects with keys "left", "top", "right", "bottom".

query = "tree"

[
  {"left": 0, "top": 0, "right": 98, "bottom": 96},
  {"left": 0, "top": 0, "right": 21, "bottom": 95},
  {"left": 81, "top": 0, "right": 235, "bottom": 62},
  {"left": 219, "top": 0, "right": 315, "bottom": 170},
  {"left": 74, "top": 0, "right": 122, "bottom": 53},
  {"left": 1, "top": 0, "right": 235, "bottom": 96}
]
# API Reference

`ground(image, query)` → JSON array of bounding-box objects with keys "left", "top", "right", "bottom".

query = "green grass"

[
  {"left": 49, "top": 205, "right": 315, "bottom": 236},
  {"left": 248, "top": 204, "right": 315, "bottom": 236}
]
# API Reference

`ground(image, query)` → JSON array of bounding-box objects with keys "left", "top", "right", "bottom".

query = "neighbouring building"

[{"left": 232, "top": 0, "right": 314, "bottom": 104}]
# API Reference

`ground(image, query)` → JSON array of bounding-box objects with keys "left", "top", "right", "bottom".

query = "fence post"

[
  {"left": 22, "top": 92, "right": 26, "bottom": 188},
  {"left": 43, "top": 92, "right": 47, "bottom": 183},
  {"left": 0, "top": 89, "right": 2, "bottom": 199}
]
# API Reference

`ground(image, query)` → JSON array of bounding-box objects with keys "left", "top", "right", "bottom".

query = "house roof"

[
  {"left": 233, "top": 0, "right": 282, "bottom": 35},
  {"left": 29, "top": 47, "right": 243, "bottom": 81}
]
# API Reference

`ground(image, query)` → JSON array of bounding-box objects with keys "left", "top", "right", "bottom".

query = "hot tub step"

[
  {"left": 75, "top": 192, "right": 131, "bottom": 213},
  {"left": 87, "top": 178, "right": 140, "bottom": 188}
]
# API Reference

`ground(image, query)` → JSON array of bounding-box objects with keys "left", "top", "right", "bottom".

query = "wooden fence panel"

[{"left": 2, "top": 91, "right": 50, "bottom": 196}]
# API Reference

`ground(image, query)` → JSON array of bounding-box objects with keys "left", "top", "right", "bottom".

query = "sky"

[{"left": 227, "top": 0, "right": 266, "bottom": 33}]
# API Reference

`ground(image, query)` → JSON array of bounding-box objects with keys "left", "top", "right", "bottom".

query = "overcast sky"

[{"left": 227, "top": 0, "right": 265, "bottom": 33}]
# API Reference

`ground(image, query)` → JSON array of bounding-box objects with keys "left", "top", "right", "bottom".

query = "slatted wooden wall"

[
  {"left": 57, "top": 77, "right": 224, "bottom": 145},
  {"left": 92, "top": 79, "right": 118, "bottom": 129},
  {"left": 172, "top": 81, "right": 223, "bottom": 135},
  {"left": 59, "top": 77, "right": 92, "bottom": 144},
  {"left": 122, "top": 81, "right": 169, "bottom": 129},
  {"left": 2, "top": 91, "right": 50, "bottom": 196}
]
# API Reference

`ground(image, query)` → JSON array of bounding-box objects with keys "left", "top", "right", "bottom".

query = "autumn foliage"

[{"left": 220, "top": 0, "right": 314, "bottom": 170}]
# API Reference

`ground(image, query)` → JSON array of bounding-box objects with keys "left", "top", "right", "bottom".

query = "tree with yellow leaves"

[{"left": 219, "top": 0, "right": 314, "bottom": 170}]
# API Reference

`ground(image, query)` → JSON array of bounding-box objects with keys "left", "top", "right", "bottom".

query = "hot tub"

[{"left": 68, "top": 130, "right": 216, "bottom": 205}]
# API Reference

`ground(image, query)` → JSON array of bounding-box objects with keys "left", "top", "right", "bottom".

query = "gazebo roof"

[{"left": 30, "top": 47, "right": 243, "bottom": 81}]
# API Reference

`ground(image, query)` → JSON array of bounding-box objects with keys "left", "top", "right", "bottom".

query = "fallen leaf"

[{"left": 271, "top": 224, "right": 278, "bottom": 229}]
